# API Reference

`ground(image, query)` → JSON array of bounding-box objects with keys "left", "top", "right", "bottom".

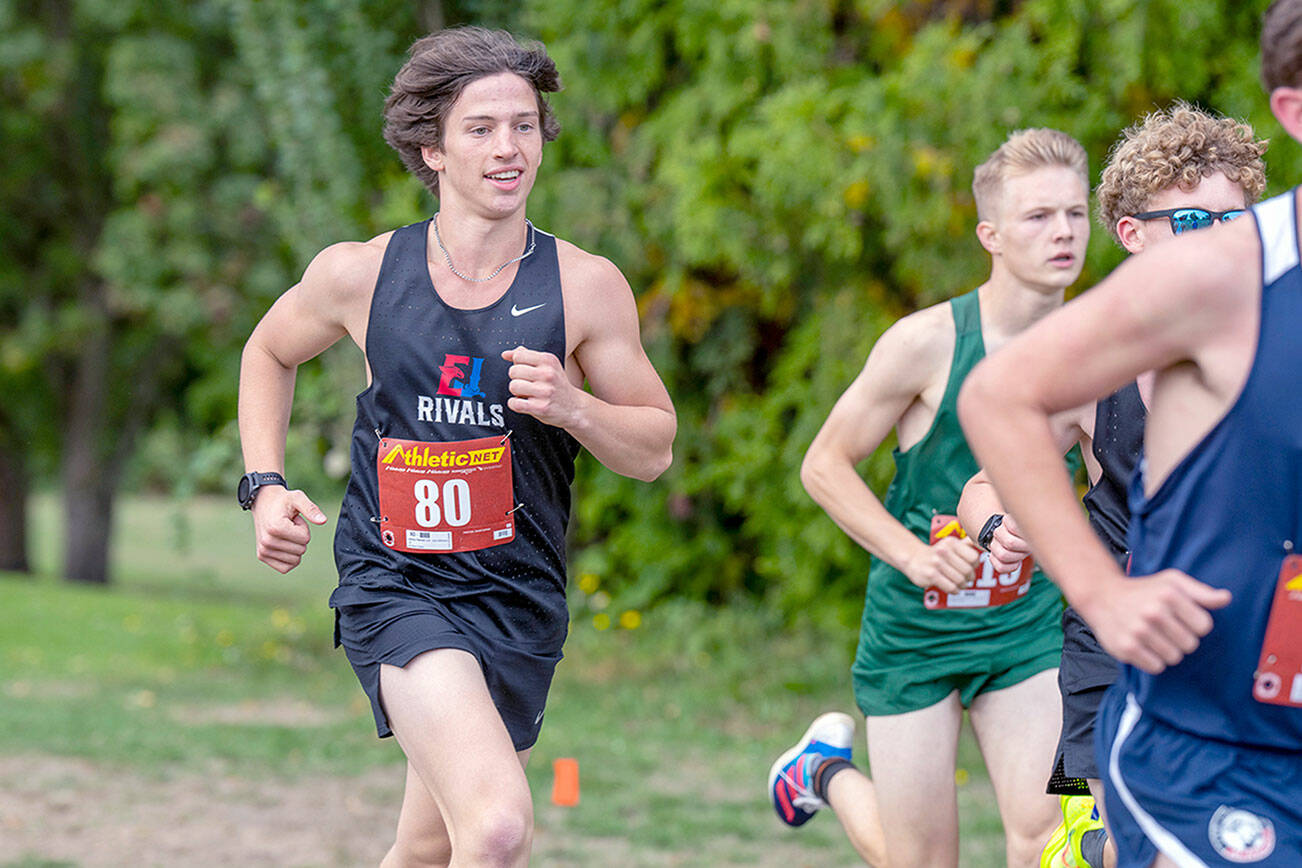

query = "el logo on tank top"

[
  {"left": 375, "top": 436, "right": 515, "bottom": 553},
  {"left": 1252, "top": 553, "right": 1302, "bottom": 708},
  {"left": 923, "top": 514, "right": 1034, "bottom": 610}
]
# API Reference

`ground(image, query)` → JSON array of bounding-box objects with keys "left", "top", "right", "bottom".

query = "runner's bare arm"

[
  {"left": 238, "top": 240, "right": 382, "bottom": 572},
  {"left": 803, "top": 308, "right": 981, "bottom": 593},
  {"left": 957, "top": 409, "right": 1086, "bottom": 573},
  {"left": 959, "top": 227, "right": 1251, "bottom": 672},
  {"left": 503, "top": 248, "right": 674, "bottom": 481}
]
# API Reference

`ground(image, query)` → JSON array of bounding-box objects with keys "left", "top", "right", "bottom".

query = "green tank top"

[{"left": 856, "top": 289, "right": 1065, "bottom": 661}]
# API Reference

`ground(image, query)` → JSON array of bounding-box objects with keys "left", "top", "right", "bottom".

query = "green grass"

[{"left": 3, "top": 494, "right": 1010, "bottom": 865}]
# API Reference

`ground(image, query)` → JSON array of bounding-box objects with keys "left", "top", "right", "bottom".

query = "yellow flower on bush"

[
  {"left": 619, "top": 610, "right": 642, "bottom": 630},
  {"left": 843, "top": 180, "right": 871, "bottom": 210},
  {"left": 847, "top": 134, "right": 875, "bottom": 153},
  {"left": 593, "top": 613, "right": 611, "bottom": 631},
  {"left": 578, "top": 573, "right": 600, "bottom": 594}
]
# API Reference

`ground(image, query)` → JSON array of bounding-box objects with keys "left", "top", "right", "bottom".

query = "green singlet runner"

[{"left": 852, "top": 288, "right": 1068, "bottom": 716}]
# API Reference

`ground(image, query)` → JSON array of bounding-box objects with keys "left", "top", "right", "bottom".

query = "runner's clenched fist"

[{"left": 503, "top": 345, "right": 583, "bottom": 428}]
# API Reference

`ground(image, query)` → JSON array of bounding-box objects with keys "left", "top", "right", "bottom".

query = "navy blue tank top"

[
  {"left": 1082, "top": 381, "right": 1145, "bottom": 566},
  {"left": 1122, "top": 189, "right": 1302, "bottom": 749},
  {"left": 330, "top": 219, "right": 580, "bottom": 650}
]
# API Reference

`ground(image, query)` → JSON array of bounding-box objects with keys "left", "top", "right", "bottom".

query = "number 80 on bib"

[{"left": 375, "top": 435, "right": 516, "bottom": 553}]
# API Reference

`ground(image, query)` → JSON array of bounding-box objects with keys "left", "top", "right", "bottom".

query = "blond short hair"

[
  {"left": 972, "top": 128, "right": 1089, "bottom": 222},
  {"left": 1096, "top": 103, "right": 1267, "bottom": 244}
]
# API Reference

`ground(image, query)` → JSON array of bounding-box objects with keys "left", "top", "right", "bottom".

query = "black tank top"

[
  {"left": 330, "top": 219, "right": 580, "bottom": 648},
  {"left": 1081, "top": 381, "right": 1145, "bottom": 565}
]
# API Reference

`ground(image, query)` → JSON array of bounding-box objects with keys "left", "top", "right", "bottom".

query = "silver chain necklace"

[{"left": 433, "top": 213, "right": 536, "bottom": 283}]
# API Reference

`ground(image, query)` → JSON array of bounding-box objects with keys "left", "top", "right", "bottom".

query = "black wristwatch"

[
  {"left": 977, "top": 513, "right": 1004, "bottom": 551},
  {"left": 237, "top": 471, "right": 287, "bottom": 510}
]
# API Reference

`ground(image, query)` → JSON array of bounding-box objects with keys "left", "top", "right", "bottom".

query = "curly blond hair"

[{"left": 1096, "top": 103, "right": 1268, "bottom": 244}]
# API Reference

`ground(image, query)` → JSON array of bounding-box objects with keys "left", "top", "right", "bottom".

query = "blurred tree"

[
  {"left": 5, "top": 0, "right": 1292, "bottom": 614},
  {"left": 1, "top": 0, "right": 457, "bottom": 582},
  {"left": 523, "top": 0, "right": 1287, "bottom": 620}
]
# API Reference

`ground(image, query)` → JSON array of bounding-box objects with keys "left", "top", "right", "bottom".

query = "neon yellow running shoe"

[
  {"left": 1040, "top": 817, "right": 1070, "bottom": 868},
  {"left": 1041, "top": 795, "right": 1103, "bottom": 867}
]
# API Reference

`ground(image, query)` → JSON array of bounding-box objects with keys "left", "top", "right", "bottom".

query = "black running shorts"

[{"left": 331, "top": 581, "right": 564, "bottom": 751}]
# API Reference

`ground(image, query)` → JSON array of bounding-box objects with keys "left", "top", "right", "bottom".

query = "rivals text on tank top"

[{"left": 331, "top": 220, "right": 580, "bottom": 647}]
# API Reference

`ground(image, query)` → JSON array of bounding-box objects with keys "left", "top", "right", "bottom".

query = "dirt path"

[
  {"left": 0, "top": 754, "right": 859, "bottom": 867},
  {"left": 0, "top": 754, "right": 403, "bottom": 867}
]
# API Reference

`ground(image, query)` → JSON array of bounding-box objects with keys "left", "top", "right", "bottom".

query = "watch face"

[{"left": 238, "top": 474, "right": 253, "bottom": 505}]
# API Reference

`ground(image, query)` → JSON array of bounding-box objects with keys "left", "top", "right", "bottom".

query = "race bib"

[
  {"left": 376, "top": 436, "right": 515, "bottom": 553},
  {"left": 923, "top": 514, "right": 1034, "bottom": 610},
  {"left": 1252, "top": 553, "right": 1302, "bottom": 708}
]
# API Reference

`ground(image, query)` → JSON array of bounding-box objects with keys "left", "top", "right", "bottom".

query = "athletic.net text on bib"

[{"left": 376, "top": 435, "right": 515, "bottom": 553}]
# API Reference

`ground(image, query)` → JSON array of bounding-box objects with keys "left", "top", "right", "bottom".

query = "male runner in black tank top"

[
  {"left": 958, "top": 104, "right": 1266, "bottom": 868},
  {"left": 237, "top": 28, "right": 674, "bottom": 867}
]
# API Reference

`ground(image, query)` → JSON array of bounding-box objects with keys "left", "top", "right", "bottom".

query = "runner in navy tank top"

[
  {"left": 957, "top": 106, "right": 1268, "bottom": 868},
  {"left": 237, "top": 28, "right": 674, "bottom": 867},
  {"left": 962, "top": 7, "right": 1302, "bottom": 861}
]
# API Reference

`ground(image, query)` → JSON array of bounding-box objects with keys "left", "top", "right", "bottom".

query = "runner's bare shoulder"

[
  {"left": 863, "top": 300, "right": 958, "bottom": 393},
  {"left": 550, "top": 237, "right": 638, "bottom": 353},
  {"left": 552, "top": 236, "right": 630, "bottom": 302},
  {"left": 296, "top": 231, "right": 395, "bottom": 310}
]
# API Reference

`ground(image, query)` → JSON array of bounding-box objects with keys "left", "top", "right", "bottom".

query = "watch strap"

[
  {"left": 977, "top": 513, "right": 1004, "bottom": 551},
  {"left": 239, "top": 471, "right": 287, "bottom": 510}
]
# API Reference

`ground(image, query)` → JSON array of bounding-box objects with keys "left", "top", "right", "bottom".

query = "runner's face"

[
  {"left": 988, "top": 166, "right": 1090, "bottom": 291},
  {"left": 423, "top": 72, "right": 543, "bottom": 217},
  {"left": 1128, "top": 172, "right": 1250, "bottom": 250}
]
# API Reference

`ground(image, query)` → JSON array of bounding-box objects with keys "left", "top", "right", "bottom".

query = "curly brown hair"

[
  {"left": 383, "top": 27, "right": 562, "bottom": 196},
  {"left": 1096, "top": 103, "right": 1268, "bottom": 244}
]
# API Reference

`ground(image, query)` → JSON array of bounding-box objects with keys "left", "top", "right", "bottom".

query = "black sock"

[
  {"left": 1080, "top": 827, "right": 1107, "bottom": 868},
  {"left": 811, "top": 757, "right": 854, "bottom": 801}
]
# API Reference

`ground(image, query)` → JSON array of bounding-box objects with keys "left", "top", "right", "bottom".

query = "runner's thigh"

[{"left": 867, "top": 691, "right": 963, "bottom": 868}]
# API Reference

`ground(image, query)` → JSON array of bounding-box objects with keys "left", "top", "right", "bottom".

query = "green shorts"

[{"left": 853, "top": 640, "right": 1061, "bottom": 717}]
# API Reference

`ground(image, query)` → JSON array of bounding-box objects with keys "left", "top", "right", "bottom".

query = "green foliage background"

[{"left": 2, "top": 0, "right": 1293, "bottom": 617}]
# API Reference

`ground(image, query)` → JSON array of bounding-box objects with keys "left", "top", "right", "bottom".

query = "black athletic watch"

[
  {"left": 237, "top": 471, "right": 287, "bottom": 510},
  {"left": 977, "top": 513, "right": 1004, "bottom": 551}
]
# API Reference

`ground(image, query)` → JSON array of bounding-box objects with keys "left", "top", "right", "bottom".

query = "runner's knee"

[{"left": 460, "top": 804, "right": 533, "bottom": 865}]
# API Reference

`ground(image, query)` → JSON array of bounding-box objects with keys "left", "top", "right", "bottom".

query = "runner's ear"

[
  {"left": 975, "top": 219, "right": 1001, "bottom": 255},
  {"left": 1269, "top": 87, "right": 1302, "bottom": 144}
]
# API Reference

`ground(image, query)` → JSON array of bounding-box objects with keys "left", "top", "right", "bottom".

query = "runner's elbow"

[
  {"left": 241, "top": 330, "right": 293, "bottom": 374},
  {"left": 800, "top": 449, "right": 838, "bottom": 504},
  {"left": 635, "top": 446, "right": 673, "bottom": 482}
]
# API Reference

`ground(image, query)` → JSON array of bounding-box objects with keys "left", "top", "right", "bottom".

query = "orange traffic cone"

[{"left": 551, "top": 757, "right": 579, "bottom": 806}]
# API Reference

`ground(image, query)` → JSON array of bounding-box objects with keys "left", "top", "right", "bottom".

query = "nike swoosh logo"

[{"left": 510, "top": 303, "right": 546, "bottom": 317}]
